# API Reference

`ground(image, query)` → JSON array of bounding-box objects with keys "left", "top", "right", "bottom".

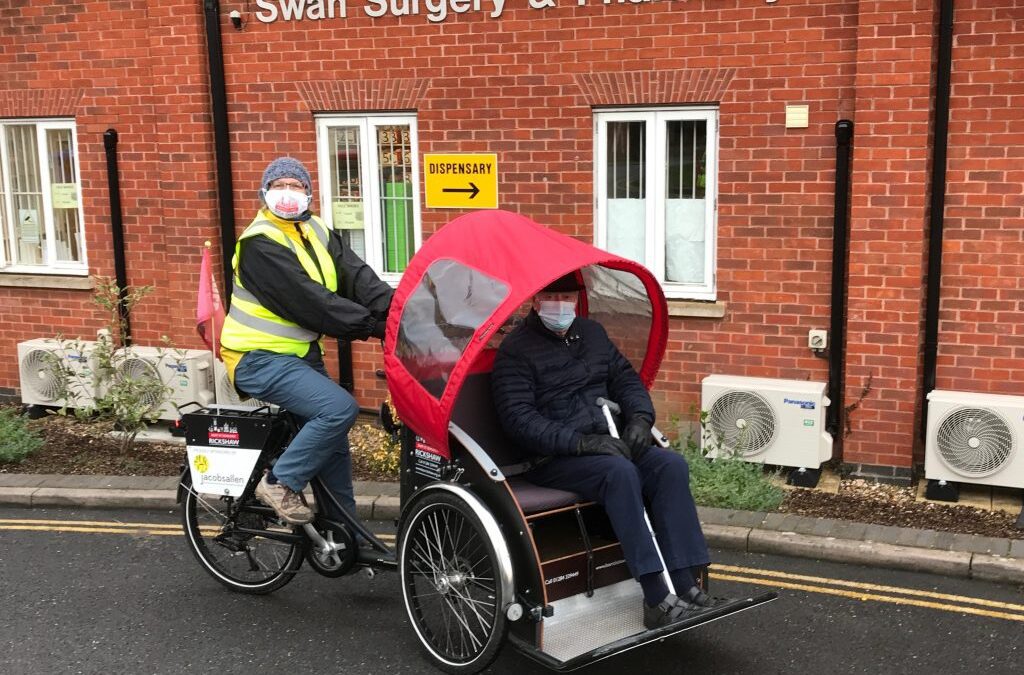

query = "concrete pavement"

[{"left": 1, "top": 471, "right": 1022, "bottom": 585}]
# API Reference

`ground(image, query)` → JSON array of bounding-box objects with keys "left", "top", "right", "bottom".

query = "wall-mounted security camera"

[{"left": 229, "top": 10, "right": 243, "bottom": 30}]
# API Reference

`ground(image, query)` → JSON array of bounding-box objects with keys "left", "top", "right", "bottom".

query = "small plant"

[
  {"left": 673, "top": 410, "right": 786, "bottom": 512},
  {"left": 45, "top": 278, "right": 182, "bottom": 455},
  {"left": 0, "top": 408, "right": 44, "bottom": 464},
  {"left": 350, "top": 423, "right": 401, "bottom": 480}
]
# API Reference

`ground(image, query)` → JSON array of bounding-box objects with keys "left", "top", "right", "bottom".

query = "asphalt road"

[{"left": 1, "top": 506, "right": 1023, "bottom": 675}]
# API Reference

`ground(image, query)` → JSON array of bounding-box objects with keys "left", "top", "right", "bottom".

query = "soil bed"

[
  {"left": 0, "top": 413, "right": 397, "bottom": 482},
  {"left": 3, "top": 413, "right": 1021, "bottom": 540}
]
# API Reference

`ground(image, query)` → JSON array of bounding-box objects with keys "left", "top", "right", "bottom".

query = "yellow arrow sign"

[{"left": 423, "top": 153, "right": 498, "bottom": 209}]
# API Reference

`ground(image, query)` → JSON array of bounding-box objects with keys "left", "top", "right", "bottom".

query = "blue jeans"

[
  {"left": 525, "top": 448, "right": 709, "bottom": 578},
  {"left": 233, "top": 349, "right": 359, "bottom": 517}
]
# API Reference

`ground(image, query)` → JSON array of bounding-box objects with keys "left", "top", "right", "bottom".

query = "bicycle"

[{"left": 178, "top": 405, "right": 395, "bottom": 595}]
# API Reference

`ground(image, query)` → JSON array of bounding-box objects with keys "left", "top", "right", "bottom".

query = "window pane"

[
  {"left": 328, "top": 126, "right": 366, "bottom": 259},
  {"left": 665, "top": 120, "right": 707, "bottom": 284},
  {"left": 605, "top": 121, "right": 645, "bottom": 264},
  {"left": 47, "top": 128, "right": 82, "bottom": 262},
  {"left": 0, "top": 153, "right": 8, "bottom": 263},
  {"left": 7, "top": 125, "right": 45, "bottom": 265},
  {"left": 376, "top": 124, "right": 414, "bottom": 274}
]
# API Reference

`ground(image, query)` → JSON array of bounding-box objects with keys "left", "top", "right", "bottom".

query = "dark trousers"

[{"left": 525, "top": 448, "right": 710, "bottom": 579}]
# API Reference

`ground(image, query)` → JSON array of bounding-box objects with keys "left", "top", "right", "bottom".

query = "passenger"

[
  {"left": 491, "top": 272, "right": 722, "bottom": 629},
  {"left": 220, "top": 157, "right": 393, "bottom": 525}
]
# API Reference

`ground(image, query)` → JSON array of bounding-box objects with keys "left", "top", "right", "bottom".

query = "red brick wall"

[
  {"left": 938, "top": 1, "right": 1024, "bottom": 395},
  {"left": 3, "top": 1, "right": 1020, "bottom": 472},
  {"left": 842, "top": 0, "right": 936, "bottom": 470}
]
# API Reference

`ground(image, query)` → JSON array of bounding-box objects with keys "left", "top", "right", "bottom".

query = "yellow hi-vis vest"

[{"left": 220, "top": 214, "right": 338, "bottom": 358}]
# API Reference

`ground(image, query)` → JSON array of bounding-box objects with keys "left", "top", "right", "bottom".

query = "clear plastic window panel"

[
  {"left": 397, "top": 259, "right": 509, "bottom": 399},
  {"left": 582, "top": 265, "right": 653, "bottom": 373},
  {"left": 605, "top": 121, "right": 646, "bottom": 264},
  {"left": 376, "top": 124, "right": 414, "bottom": 274},
  {"left": 328, "top": 126, "right": 365, "bottom": 259},
  {"left": 47, "top": 128, "right": 82, "bottom": 262},
  {"left": 665, "top": 120, "right": 707, "bottom": 284},
  {"left": 7, "top": 125, "right": 45, "bottom": 265}
]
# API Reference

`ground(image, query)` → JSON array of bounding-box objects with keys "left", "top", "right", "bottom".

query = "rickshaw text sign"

[{"left": 423, "top": 153, "right": 498, "bottom": 209}]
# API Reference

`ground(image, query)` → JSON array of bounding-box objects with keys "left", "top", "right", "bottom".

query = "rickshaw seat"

[
  {"left": 506, "top": 477, "right": 580, "bottom": 513},
  {"left": 453, "top": 371, "right": 583, "bottom": 514}
]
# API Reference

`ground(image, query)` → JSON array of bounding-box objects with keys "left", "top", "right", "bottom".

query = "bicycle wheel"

[
  {"left": 181, "top": 472, "right": 304, "bottom": 594},
  {"left": 399, "top": 491, "right": 508, "bottom": 674}
]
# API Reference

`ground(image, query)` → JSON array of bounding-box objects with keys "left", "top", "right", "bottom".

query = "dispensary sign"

[
  {"left": 253, "top": 0, "right": 740, "bottom": 24},
  {"left": 423, "top": 154, "right": 498, "bottom": 209}
]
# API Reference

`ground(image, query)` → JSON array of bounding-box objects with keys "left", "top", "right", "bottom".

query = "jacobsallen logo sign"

[{"left": 254, "top": 0, "right": 783, "bottom": 25}]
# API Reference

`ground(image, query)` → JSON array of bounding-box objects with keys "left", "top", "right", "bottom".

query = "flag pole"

[{"left": 205, "top": 240, "right": 219, "bottom": 362}]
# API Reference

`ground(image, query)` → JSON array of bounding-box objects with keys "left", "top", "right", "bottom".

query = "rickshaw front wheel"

[{"left": 399, "top": 491, "right": 508, "bottom": 674}]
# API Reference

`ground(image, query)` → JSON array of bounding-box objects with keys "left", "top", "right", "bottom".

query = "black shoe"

[
  {"left": 683, "top": 585, "right": 729, "bottom": 608},
  {"left": 643, "top": 594, "right": 701, "bottom": 630}
]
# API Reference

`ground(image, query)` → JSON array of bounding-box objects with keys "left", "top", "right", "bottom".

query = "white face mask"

[
  {"left": 538, "top": 300, "right": 576, "bottom": 333},
  {"left": 264, "top": 188, "right": 311, "bottom": 220}
]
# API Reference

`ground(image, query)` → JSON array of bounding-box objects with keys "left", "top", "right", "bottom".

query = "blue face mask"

[{"left": 538, "top": 300, "right": 576, "bottom": 333}]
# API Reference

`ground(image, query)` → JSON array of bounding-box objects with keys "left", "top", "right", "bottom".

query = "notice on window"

[
  {"left": 18, "top": 209, "right": 40, "bottom": 243},
  {"left": 51, "top": 183, "right": 79, "bottom": 209},
  {"left": 332, "top": 201, "right": 364, "bottom": 230}
]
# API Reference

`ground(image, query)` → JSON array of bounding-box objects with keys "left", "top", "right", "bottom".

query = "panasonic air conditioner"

[
  {"left": 113, "top": 347, "right": 215, "bottom": 421},
  {"left": 18, "top": 338, "right": 100, "bottom": 409},
  {"left": 701, "top": 375, "right": 833, "bottom": 484},
  {"left": 925, "top": 390, "right": 1024, "bottom": 492},
  {"left": 213, "top": 358, "right": 276, "bottom": 412}
]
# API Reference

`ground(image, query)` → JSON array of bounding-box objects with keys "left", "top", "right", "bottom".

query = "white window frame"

[
  {"left": 594, "top": 107, "right": 718, "bottom": 300},
  {"left": 315, "top": 114, "right": 421, "bottom": 285},
  {"left": 0, "top": 118, "right": 88, "bottom": 275}
]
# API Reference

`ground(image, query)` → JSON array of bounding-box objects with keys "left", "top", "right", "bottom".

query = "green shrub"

[
  {"left": 0, "top": 408, "right": 44, "bottom": 464},
  {"left": 676, "top": 427, "right": 785, "bottom": 512}
]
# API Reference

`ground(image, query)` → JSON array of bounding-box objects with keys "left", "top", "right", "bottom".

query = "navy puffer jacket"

[{"left": 491, "top": 311, "right": 656, "bottom": 457}]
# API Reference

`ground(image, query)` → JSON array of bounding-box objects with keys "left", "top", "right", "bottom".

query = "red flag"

[{"left": 196, "top": 245, "right": 225, "bottom": 358}]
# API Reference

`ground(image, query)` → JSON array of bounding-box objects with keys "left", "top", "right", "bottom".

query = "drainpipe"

[
  {"left": 338, "top": 339, "right": 354, "bottom": 393},
  {"left": 827, "top": 120, "right": 854, "bottom": 439},
  {"left": 102, "top": 129, "right": 131, "bottom": 345},
  {"left": 921, "top": 0, "right": 955, "bottom": 439},
  {"left": 202, "top": 0, "right": 236, "bottom": 302}
]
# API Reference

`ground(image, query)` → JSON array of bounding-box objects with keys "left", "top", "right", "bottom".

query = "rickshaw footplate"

[{"left": 512, "top": 581, "right": 777, "bottom": 671}]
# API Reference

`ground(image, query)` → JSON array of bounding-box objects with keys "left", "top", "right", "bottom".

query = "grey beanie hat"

[{"left": 261, "top": 157, "right": 312, "bottom": 193}]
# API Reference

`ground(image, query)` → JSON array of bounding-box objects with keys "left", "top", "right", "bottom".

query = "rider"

[
  {"left": 491, "top": 272, "right": 720, "bottom": 629},
  {"left": 220, "top": 157, "right": 393, "bottom": 525}
]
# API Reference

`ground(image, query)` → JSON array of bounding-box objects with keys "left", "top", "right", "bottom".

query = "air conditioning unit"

[
  {"left": 701, "top": 375, "right": 833, "bottom": 472},
  {"left": 113, "top": 347, "right": 215, "bottom": 420},
  {"left": 213, "top": 358, "right": 276, "bottom": 411},
  {"left": 925, "top": 390, "right": 1024, "bottom": 490},
  {"left": 18, "top": 339, "right": 99, "bottom": 409}
]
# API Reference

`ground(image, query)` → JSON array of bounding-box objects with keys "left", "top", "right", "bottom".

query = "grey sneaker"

[{"left": 255, "top": 473, "right": 312, "bottom": 525}]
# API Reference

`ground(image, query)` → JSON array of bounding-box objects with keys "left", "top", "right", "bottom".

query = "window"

[
  {"left": 316, "top": 115, "right": 421, "bottom": 283},
  {"left": 595, "top": 108, "right": 717, "bottom": 300},
  {"left": 0, "top": 119, "right": 87, "bottom": 274}
]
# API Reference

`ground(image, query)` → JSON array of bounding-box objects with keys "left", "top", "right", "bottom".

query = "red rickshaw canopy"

[{"left": 383, "top": 210, "right": 668, "bottom": 456}]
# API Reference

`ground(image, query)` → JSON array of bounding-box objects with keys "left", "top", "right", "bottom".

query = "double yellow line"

[
  {"left": 3, "top": 517, "right": 1020, "bottom": 623},
  {"left": 0, "top": 517, "right": 398, "bottom": 542},
  {"left": 712, "top": 564, "right": 1024, "bottom": 623}
]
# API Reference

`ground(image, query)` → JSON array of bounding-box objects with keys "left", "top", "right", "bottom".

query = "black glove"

[
  {"left": 574, "top": 434, "right": 632, "bottom": 460},
  {"left": 622, "top": 415, "right": 653, "bottom": 457}
]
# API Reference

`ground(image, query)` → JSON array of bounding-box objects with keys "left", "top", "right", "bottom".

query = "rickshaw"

[{"left": 177, "top": 210, "right": 775, "bottom": 673}]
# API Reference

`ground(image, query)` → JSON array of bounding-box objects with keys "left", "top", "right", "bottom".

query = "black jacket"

[
  {"left": 491, "top": 312, "right": 655, "bottom": 457},
  {"left": 237, "top": 215, "right": 393, "bottom": 347}
]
